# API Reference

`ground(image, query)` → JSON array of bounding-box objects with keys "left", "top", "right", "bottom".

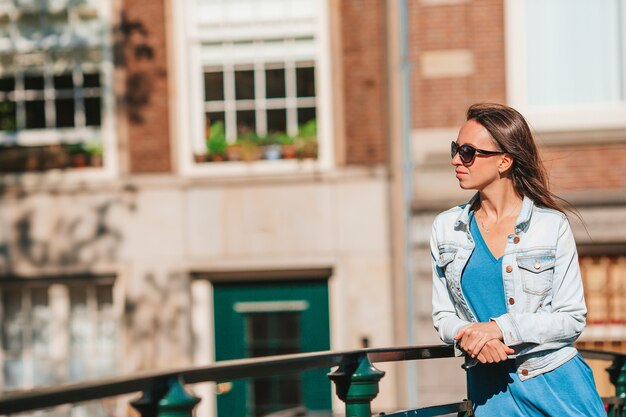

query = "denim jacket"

[{"left": 431, "top": 193, "right": 586, "bottom": 381}]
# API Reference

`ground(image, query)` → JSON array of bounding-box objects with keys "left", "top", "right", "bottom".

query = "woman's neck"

[{"left": 477, "top": 182, "right": 522, "bottom": 220}]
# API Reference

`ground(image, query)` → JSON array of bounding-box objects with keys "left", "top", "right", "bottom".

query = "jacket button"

[
  {"left": 534, "top": 261, "right": 541, "bottom": 270},
  {"left": 521, "top": 369, "right": 529, "bottom": 376},
  {"left": 508, "top": 297, "right": 515, "bottom": 305},
  {"left": 513, "top": 236, "right": 520, "bottom": 244},
  {"left": 505, "top": 265, "right": 513, "bottom": 273}
]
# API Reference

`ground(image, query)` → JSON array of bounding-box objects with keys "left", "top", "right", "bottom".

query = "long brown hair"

[{"left": 466, "top": 103, "right": 568, "bottom": 214}]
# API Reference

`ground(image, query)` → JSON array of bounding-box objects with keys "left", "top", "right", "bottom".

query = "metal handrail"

[
  {"left": 0, "top": 345, "right": 455, "bottom": 415},
  {"left": 1, "top": 345, "right": 625, "bottom": 417}
]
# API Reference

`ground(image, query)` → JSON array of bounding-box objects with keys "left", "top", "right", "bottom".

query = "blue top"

[
  {"left": 461, "top": 212, "right": 605, "bottom": 417},
  {"left": 461, "top": 212, "right": 506, "bottom": 322}
]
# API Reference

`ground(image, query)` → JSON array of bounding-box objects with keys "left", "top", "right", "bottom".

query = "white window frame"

[
  {"left": 171, "top": 0, "right": 334, "bottom": 178},
  {"left": 0, "top": 1, "right": 118, "bottom": 181},
  {"left": 0, "top": 278, "right": 120, "bottom": 391},
  {"left": 504, "top": 0, "right": 626, "bottom": 133},
  {"left": 204, "top": 60, "right": 317, "bottom": 141}
]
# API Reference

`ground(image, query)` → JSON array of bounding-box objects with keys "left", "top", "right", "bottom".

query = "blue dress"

[{"left": 460, "top": 212, "right": 606, "bottom": 417}]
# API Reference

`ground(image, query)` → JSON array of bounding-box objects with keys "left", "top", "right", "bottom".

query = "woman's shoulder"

[
  {"left": 532, "top": 205, "right": 568, "bottom": 223},
  {"left": 433, "top": 203, "right": 467, "bottom": 227}
]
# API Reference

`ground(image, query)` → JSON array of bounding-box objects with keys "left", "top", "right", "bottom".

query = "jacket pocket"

[
  {"left": 437, "top": 246, "right": 459, "bottom": 287},
  {"left": 436, "top": 250, "right": 456, "bottom": 269},
  {"left": 517, "top": 253, "right": 555, "bottom": 296}
]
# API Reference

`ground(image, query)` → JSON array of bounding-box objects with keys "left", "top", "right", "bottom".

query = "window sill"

[
  {"left": 184, "top": 158, "right": 326, "bottom": 179},
  {"left": 0, "top": 163, "right": 116, "bottom": 189}
]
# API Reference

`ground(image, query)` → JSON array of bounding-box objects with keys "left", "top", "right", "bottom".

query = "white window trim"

[
  {"left": 0, "top": 278, "right": 120, "bottom": 390},
  {"left": 0, "top": 0, "right": 119, "bottom": 182},
  {"left": 504, "top": 0, "right": 626, "bottom": 133},
  {"left": 172, "top": 0, "right": 335, "bottom": 178}
]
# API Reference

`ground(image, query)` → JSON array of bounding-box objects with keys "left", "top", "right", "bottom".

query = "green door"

[{"left": 213, "top": 280, "right": 332, "bottom": 417}]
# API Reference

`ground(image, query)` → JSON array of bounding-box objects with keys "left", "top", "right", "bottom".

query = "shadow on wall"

[
  {"left": 114, "top": 11, "right": 164, "bottom": 125},
  {"left": 124, "top": 270, "right": 194, "bottom": 370},
  {"left": 0, "top": 186, "right": 138, "bottom": 273}
]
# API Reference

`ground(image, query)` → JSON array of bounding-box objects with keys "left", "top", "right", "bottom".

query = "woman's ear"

[{"left": 498, "top": 154, "right": 514, "bottom": 175}]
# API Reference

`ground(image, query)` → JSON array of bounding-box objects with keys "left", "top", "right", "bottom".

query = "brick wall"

[
  {"left": 120, "top": 0, "right": 172, "bottom": 173},
  {"left": 411, "top": 0, "right": 506, "bottom": 128},
  {"left": 542, "top": 144, "right": 626, "bottom": 192},
  {"left": 340, "top": 0, "right": 388, "bottom": 166}
]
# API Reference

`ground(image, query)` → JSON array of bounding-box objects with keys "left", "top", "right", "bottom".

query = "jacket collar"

[{"left": 454, "top": 192, "right": 535, "bottom": 233}]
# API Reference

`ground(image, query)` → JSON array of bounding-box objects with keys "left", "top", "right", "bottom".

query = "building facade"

[{"left": 0, "top": 0, "right": 625, "bottom": 416}]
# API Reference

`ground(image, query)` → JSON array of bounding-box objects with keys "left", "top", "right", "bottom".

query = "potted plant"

[
  {"left": 206, "top": 121, "right": 227, "bottom": 162},
  {"left": 226, "top": 142, "right": 242, "bottom": 162},
  {"left": 237, "top": 132, "right": 262, "bottom": 162},
  {"left": 296, "top": 119, "right": 318, "bottom": 159},
  {"left": 277, "top": 133, "right": 297, "bottom": 159},
  {"left": 68, "top": 143, "right": 88, "bottom": 168},
  {"left": 85, "top": 141, "right": 104, "bottom": 167},
  {"left": 261, "top": 134, "right": 282, "bottom": 160}
]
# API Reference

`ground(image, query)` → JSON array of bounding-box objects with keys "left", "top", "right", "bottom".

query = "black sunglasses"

[{"left": 451, "top": 141, "right": 504, "bottom": 165}]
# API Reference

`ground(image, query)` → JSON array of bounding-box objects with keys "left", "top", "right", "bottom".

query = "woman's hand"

[
  {"left": 475, "top": 339, "right": 515, "bottom": 363},
  {"left": 454, "top": 321, "right": 508, "bottom": 358}
]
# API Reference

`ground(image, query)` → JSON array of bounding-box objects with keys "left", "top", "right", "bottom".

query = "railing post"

[
  {"left": 607, "top": 357, "right": 626, "bottom": 417},
  {"left": 328, "top": 354, "right": 385, "bottom": 417},
  {"left": 130, "top": 377, "right": 200, "bottom": 417},
  {"left": 157, "top": 377, "right": 201, "bottom": 417},
  {"left": 130, "top": 378, "right": 170, "bottom": 417}
]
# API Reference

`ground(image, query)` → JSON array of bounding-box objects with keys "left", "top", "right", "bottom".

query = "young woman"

[{"left": 430, "top": 103, "right": 605, "bottom": 416}]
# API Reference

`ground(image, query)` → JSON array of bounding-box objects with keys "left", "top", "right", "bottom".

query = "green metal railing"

[{"left": 0, "top": 345, "right": 624, "bottom": 417}]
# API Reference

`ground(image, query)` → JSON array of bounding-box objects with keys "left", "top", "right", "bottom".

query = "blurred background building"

[{"left": 0, "top": 0, "right": 625, "bottom": 416}]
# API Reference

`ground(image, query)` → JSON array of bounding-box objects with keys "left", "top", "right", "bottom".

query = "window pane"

[
  {"left": 206, "top": 111, "right": 225, "bottom": 126},
  {"left": 83, "top": 72, "right": 100, "bottom": 88},
  {"left": 235, "top": 69, "right": 255, "bottom": 100},
  {"left": 526, "top": 0, "right": 623, "bottom": 105},
  {"left": 0, "top": 101, "right": 17, "bottom": 130},
  {"left": 265, "top": 68, "right": 285, "bottom": 98},
  {"left": 2, "top": 288, "right": 23, "bottom": 352},
  {"left": 248, "top": 314, "right": 270, "bottom": 344},
  {"left": 25, "top": 100, "right": 46, "bottom": 129},
  {"left": 0, "top": 76, "right": 15, "bottom": 92},
  {"left": 33, "top": 358, "right": 55, "bottom": 386},
  {"left": 24, "top": 74, "right": 44, "bottom": 91},
  {"left": 204, "top": 72, "right": 224, "bottom": 101},
  {"left": 297, "top": 107, "right": 316, "bottom": 126},
  {"left": 96, "top": 285, "right": 113, "bottom": 310},
  {"left": 70, "top": 286, "right": 89, "bottom": 352},
  {"left": 3, "top": 359, "right": 23, "bottom": 389},
  {"left": 278, "top": 376, "right": 302, "bottom": 406},
  {"left": 296, "top": 67, "right": 315, "bottom": 97},
  {"left": 85, "top": 97, "right": 101, "bottom": 126},
  {"left": 247, "top": 312, "right": 302, "bottom": 417},
  {"left": 96, "top": 285, "right": 116, "bottom": 371},
  {"left": 236, "top": 110, "right": 256, "bottom": 135},
  {"left": 267, "top": 109, "right": 286, "bottom": 133},
  {"left": 54, "top": 73, "right": 74, "bottom": 90},
  {"left": 55, "top": 98, "right": 75, "bottom": 127},
  {"left": 30, "top": 287, "right": 50, "bottom": 356}
]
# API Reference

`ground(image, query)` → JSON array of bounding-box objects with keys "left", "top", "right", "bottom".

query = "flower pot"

[
  {"left": 263, "top": 144, "right": 282, "bottom": 160},
  {"left": 281, "top": 144, "right": 297, "bottom": 159},
  {"left": 240, "top": 142, "right": 262, "bottom": 162},
  {"left": 209, "top": 153, "right": 226, "bottom": 162},
  {"left": 227, "top": 144, "right": 242, "bottom": 162},
  {"left": 90, "top": 154, "right": 103, "bottom": 167},
  {"left": 71, "top": 153, "right": 88, "bottom": 168}
]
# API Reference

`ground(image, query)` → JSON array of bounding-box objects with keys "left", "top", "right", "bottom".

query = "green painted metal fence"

[{"left": 0, "top": 345, "right": 624, "bottom": 417}]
